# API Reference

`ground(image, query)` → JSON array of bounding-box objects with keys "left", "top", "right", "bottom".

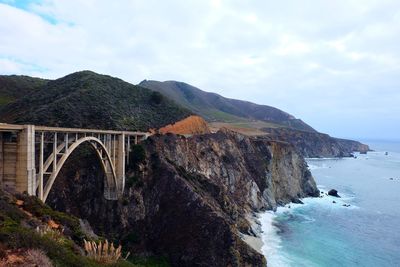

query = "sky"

[{"left": 0, "top": 0, "right": 399, "bottom": 140}]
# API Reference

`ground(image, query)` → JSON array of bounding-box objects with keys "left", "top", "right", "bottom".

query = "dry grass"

[
  {"left": 36, "top": 225, "right": 66, "bottom": 245},
  {"left": 83, "top": 239, "right": 130, "bottom": 264},
  {"left": 209, "top": 121, "right": 271, "bottom": 136},
  {"left": 0, "top": 248, "right": 53, "bottom": 267}
]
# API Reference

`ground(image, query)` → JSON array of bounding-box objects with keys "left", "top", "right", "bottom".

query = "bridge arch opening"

[
  {"left": 41, "top": 136, "right": 119, "bottom": 203},
  {"left": 45, "top": 142, "right": 111, "bottom": 218}
]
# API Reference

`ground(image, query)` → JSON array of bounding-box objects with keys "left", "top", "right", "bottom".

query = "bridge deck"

[{"left": 0, "top": 123, "right": 149, "bottom": 136}]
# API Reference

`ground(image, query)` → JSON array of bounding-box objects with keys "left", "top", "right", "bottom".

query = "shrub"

[
  {"left": 125, "top": 176, "right": 139, "bottom": 188},
  {"left": 36, "top": 225, "right": 69, "bottom": 246},
  {"left": 149, "top": 91, "right": 163, "bottom": 105},
  {"left": 18, "top": 194, "right": 86, "bottom": 242},
  {"left": 25, "top": 249, "right": 54, "bottom": 267},
  {"left": 122, "top": 231, "right": 139, "bottom": 245},
  {"left": 83, "top": 239, "right": 130, "bottom": 264},
  {"left": 128, "top": 145, "right": 146, "bottom": 169}
]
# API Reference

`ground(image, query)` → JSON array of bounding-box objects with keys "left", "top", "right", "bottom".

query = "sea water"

[{"left": 259, "top": 141, "right": 400, "bottom": 267}]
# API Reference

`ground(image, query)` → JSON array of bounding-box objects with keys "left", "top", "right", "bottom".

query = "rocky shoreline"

[{"left": 262, "top": 127, "right": 370, "bottom": 158}]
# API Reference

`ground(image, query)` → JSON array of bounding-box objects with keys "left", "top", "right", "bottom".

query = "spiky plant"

[
  {"left": 36, "top": 225, "right": 66, "bottom": 245},
  {"left": 83, "top": 239, "right": 130, "bottom": 264}
]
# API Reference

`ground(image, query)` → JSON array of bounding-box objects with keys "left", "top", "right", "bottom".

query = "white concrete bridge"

[{"left": 0, "top": 124, "right": 150, "bottom": 202}]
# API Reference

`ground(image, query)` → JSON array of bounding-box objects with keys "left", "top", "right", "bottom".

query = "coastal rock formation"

[
  {"left": 328, "top": 189, "right": 341, "bottom": 198},
  {"left": 261, "top": 127, "right": 370, "bottom": 158},
  {"left": 46, "top": 129, "right": 319, "bottom": 266}
]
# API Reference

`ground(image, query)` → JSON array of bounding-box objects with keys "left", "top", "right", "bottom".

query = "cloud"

[{"left": 0, "top": 0, "right": 399, "bottom": 139}]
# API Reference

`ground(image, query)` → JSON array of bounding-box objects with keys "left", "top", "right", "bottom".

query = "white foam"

[
  {"left": 258, "top": 188, "right": 359, "bottom": 266},
  {"left": 259, "top": 211, "right": 292, "bottom": 267},
  {"left": 307, "top": 162, "right": 331, "bottom": 170}
]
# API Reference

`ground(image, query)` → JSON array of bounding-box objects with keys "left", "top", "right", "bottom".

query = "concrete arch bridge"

[{"left": 0, "top": 124, "right": 150, "bottom": 202}]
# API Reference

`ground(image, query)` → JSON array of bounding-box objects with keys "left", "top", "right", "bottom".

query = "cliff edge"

[{"left": 44, "top": 129, "right": 319, "bottom": 266}]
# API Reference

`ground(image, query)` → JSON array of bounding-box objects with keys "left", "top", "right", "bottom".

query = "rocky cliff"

[
  {"left": 45, "top": 129, "right": 319, "bottom": 267},
  {"left": 262, "top": 127, "right": 370, "bottom": 158}
]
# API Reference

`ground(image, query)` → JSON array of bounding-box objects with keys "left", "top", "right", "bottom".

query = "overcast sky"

[{"left": 1, "top": 0, "right": 399, "bottom": 140}]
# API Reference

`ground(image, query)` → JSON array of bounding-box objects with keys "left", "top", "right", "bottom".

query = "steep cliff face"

[
  {"left": 152, "top": 129, "right": 318, "bottom": 211},
  {"left": 262, "top": 127, "right": 370, "bottom": 158},
  {"left": 46, "top": 130, "right": 319, "bottom": 267}
]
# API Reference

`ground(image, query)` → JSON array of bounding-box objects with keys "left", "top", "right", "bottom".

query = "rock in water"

[
  {"left": 328, "top": 189, "right": 341, "bottom": 198},
  {"left": 292, "top": 198, "right": 304, "bottom": 204}
]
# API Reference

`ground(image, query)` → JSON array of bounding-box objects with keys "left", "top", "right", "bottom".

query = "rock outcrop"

[
  {"left": 328, "top": 189, "right": 340, "bottom": 198},
  {"left": 45, "top": 129, "right": 319, "bottom": 266},
  {"left": 262, "top": 127, "right": 370, "bottom": 158}
]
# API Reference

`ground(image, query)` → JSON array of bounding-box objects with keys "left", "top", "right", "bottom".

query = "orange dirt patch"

[
  {"left": 47, "top": 219, "right": 60, "bottom": 229},
  {"left": 158, "top": 115, "right": 211, "bottom": 135}
]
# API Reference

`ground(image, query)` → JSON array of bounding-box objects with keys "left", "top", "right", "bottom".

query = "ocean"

[{"left": 259, "top": 141, "right": 400, "bottom": 267}]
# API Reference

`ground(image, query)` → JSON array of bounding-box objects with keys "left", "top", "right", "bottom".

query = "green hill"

[
  {"left": 0, "top": 75, "right": 48, "bottom": 107},
  {"left": 0, "top": 71, "right": 192, "bottom": 131},
  {"left": 139, "top": 80, "right": 316, "bottom": 132}
]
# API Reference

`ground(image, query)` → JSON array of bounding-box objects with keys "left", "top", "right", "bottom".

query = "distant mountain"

[
  {"left": 139, "top": 80, "right": 316, "bottom": 132},
  {"left": 0, "top": 71, "right": 192, "bottom": 131},
  {"left": 0, "top": 75, "right": 48, "bottom": 107},
  {"left": 261, "top": 127, "right": 370, "bottom": 157},
  {"left": 139, "top": 79, "right": 370, "bottom": 157}
]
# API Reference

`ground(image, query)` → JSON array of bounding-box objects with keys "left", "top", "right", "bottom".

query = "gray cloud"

[{"left": 0, "top": 0, "right": 399, "bottom": 140}]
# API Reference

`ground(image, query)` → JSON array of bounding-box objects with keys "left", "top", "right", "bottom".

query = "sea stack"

[{"left": 328, "top": 189, "right": 341, "bottom": 198}]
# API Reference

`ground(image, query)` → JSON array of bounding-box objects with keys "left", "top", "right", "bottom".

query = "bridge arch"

[
  {"left": 0, "top": 124, "right": 149, "bottom": 201},
  {"left": 42, "top": 136, "right": 118, "bottom": 202}
]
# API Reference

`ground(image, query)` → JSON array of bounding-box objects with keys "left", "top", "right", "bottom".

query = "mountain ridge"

[
  {"left": 139, "top": 80, "right": 316, "bottom": 132},
  {"left": 139, "top": 79, "right": 370, "bottom": 157}
]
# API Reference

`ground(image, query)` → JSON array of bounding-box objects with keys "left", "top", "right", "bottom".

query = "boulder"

[
  {"left": 292, "top": 198, "right": 304, "bottom": 204},
  {"left": 328, "top": 189, "right": 341, "bottom": 198}
]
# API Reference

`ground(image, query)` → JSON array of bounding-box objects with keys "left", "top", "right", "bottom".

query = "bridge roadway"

[{"left": 0, "top": 123, "right": 150, "bottom": 202}]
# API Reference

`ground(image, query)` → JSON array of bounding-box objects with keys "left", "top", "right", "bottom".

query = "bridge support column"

[
  {"left": 0, "top": 133, "right": 3, "bottom": 187},
  {"left": 15, "top": 125, "right": 36, "bottom": 195},
  {"left": 116, "top": 133, "right": 125, "bottom": 193}
]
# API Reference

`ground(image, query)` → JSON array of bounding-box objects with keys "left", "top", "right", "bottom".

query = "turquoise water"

[{"left": 260, "top": 142, "right": 400, "bottom": 267}]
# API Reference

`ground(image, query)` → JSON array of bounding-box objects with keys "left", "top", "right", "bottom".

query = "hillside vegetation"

[
  {"left": 139, "top": 80, "right": 315, "bottom": 132},
  {"left": 0, "top": 71, "right": 192, "bottom": 131},
  {"left": 0, "top": 75, "right": 48, "bottom": 107},
  {"left": 0, "top": 189, "right": 169, "bottom": 266}
]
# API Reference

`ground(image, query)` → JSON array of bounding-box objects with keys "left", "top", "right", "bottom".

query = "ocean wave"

[
  {"left": 300, "top": 187, "right": 359, "bottom": 210},
  {"left": 258, "top": 190, "right": 359, "bottom": 266},
  {"left": 259, "top": 211, "right": 292, "bottom": 267},
  {"left": 307, "top": 163, "right": 329, "bottom": 170}
]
